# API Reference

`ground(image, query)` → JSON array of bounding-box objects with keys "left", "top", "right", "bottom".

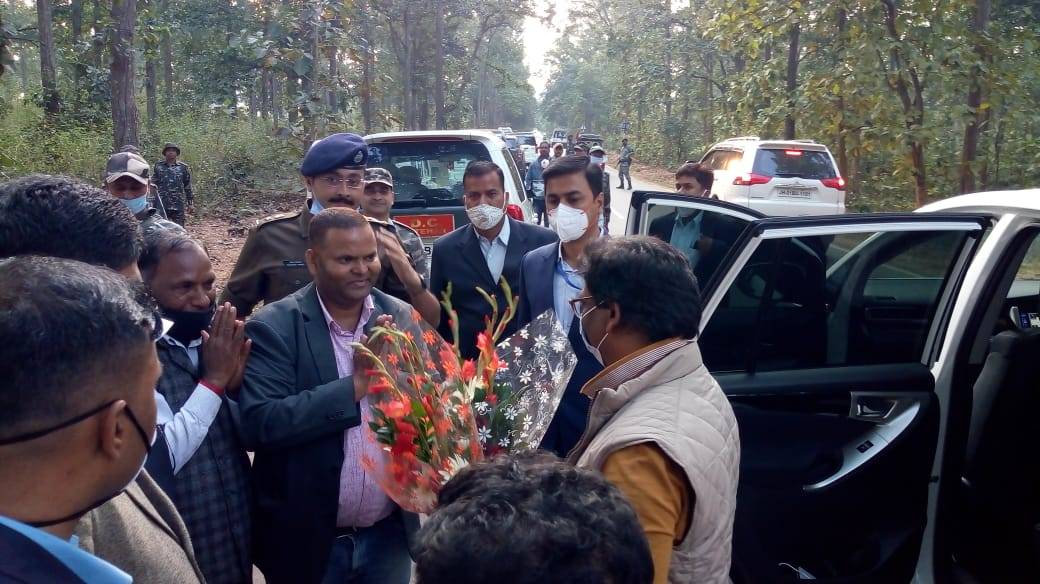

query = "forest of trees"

[
  {"left": 0, "top": 0, "right": 538, "bottom": 205},
  {"left": 543, "top": 0, "right": 1040, "bottom": 209},
  {"left": 0, "top": 0, "right": 1039, "bottom": 211}
]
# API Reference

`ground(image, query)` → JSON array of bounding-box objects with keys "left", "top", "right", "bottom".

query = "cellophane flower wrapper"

[
  {"left": 474, "top": 310, "right": 577, "bottom": 456},
  {"left": 355, "top": 312, "right": 483, "bottom": 514}
]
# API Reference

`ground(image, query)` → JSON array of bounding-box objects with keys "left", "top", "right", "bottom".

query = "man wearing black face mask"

[
  {"left": 139, "top": 229, "right": 254, "bottom": 584},
  {"left": 0, "top": 256, "right": 159, "bottom": 584}
]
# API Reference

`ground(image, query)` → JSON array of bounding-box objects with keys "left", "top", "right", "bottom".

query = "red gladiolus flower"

[
  {"left": 461, "top": 359, "right": 476, "bottom": 382},
  {"left": 476, "top": 332, "right": 490, "bottom": 352},
  {"left": 383, "top": 399, "right": 409, "bottom": 419}
]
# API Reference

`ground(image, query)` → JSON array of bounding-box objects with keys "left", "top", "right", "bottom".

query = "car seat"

[{"left": 955, "top": 327, "right": 1040, "bottom": 581}]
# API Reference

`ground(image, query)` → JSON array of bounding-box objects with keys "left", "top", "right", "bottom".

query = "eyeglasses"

[
  {"left": 318, "top": 176, "right": 364, "bottom": 189},
  {"left": 568, "top": 295, "right": 601, "bottom": 316}
]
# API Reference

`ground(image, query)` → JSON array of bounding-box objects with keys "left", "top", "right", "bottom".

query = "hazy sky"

[{"left": 522, "top": 0, "right": 573, "bottom": 98}]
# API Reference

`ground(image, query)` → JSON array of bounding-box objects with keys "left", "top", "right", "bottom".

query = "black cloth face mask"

[{"left": 161, "top": 303, "right": 216, "bottom": 345}]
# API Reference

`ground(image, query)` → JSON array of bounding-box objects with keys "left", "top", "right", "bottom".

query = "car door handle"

[{"left": 804, "top": 393, "right": 925, "bottom": 492}]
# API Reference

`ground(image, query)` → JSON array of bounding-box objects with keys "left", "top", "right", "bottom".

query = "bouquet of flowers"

[{"left": 354, "top": 281, "right": 576, "bottom": 513}]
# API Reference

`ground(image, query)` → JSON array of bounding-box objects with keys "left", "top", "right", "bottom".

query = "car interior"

[{"left": 944, "top": 229, "right": 1040, "bottom": 584}]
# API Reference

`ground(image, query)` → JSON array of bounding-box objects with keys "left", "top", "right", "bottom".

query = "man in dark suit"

[
  {"left": 648, "top": 162, "right": 742, "bottom": 286},
  {"left": 429, "top": 160, "right": 556, "bottom": 360},
  {"left": 517, "top": 155, "right": 607, "bottom": 457},
  {"left": 240, "top": 208, "right": 420, "bottom": 584},
  {"left": 0, "top": 256, "right": 160, "bottom": 584}
]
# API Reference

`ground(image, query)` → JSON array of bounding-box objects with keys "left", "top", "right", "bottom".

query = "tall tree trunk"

[
  {"left": 36, "top": 0, "right": 61, "bottom": 118},
  {"left": 702, "top": 51, "right": 715, "bottom": 144},
  {"left": 959, "top": 0, "right": 992, "bottom": 193},
  {"left": 19, "top": 51, "right": 29, "bottom": 92},
  {"left": 145, "top": 58, "right": 157, "bottom": 131},
  {"left": 161, "top": 0, "right": 173, "bottom": 105},
  {"left": 433, "top": 0, "right": 446, "bottom": 129},
  {"left": 271, "top": 74, "right": 283, "bottom": 126},
  {"left": 110, "top": 0, "right": 140, "bottom": 149},
  {"left": 327, "top": 2, "right": 341, "bottom": 112},
  {"left": 71, "top": 0, "right": 84, "bottom": 98},
  {"left": 261, "top": 68, "right": 272, "bottom": 119},
  {"left": 359, "top": 0, "right": 374, "bottom": 132},
  {"left": 882, "top": 0, "right": 928, "bottom": 206},
  {"left": 835, "top": 7, "right": 849, "bottom": 179},
  {"left": 91, "top": 0, "right": 104, "bottom": 69},
  {"left": 286, "top": 70, "right": 299, "bottom": 124},
  {"left": 663, "top": 0, "right": 673, "bottom": 120},
  {"left": 783, "top": 22, "right": 800, "bottom": 140}
]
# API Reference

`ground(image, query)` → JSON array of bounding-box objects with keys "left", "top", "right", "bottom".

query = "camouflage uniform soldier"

[
  {"left": 618, "top": 138, "right": 635, "bottom": 190},
  {"left": 103, "top": 151, "right": 186, "bottom": 238},
  {"left": 219, "top": 133, "right": 440, "bottom": 325},
  {"left": 153, "top": 142, "right": 194, "bottom": 226},
  {"left": 362, "top": 167, "right": 430, "bottom": 281}
]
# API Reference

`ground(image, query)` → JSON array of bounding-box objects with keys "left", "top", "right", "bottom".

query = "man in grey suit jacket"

[{"left": 241, "top": 208, "right": 420, "bottom": 584}]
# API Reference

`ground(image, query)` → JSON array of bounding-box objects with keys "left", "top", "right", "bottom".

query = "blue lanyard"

[{"left": 556, "top": 258, "right": 583, "bottom": 291}]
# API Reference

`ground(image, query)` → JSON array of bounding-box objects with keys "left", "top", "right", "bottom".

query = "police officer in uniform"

[
  {"left": 153, "top": 143, "right": 194, "bottom": 226},
  {"left": 219, "top": 134, "right": 442, "bottom": 325},
  {"left": 103, "top": 151, "right": 186, "bottom": 238}
]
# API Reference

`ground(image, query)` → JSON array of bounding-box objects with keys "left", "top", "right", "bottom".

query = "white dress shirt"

[
  {"left": 476, "top": 217, "right": 511, "bottom": 284},
  {"left": 156, "top": 336, "right": 223, "bottom": 474}
]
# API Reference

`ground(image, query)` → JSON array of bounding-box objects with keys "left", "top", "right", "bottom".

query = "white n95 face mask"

[
  {"left": 552, "top": 203, "right": 590, "bottom": 243},
  {"left": 467, "top": 203, "right": 506, "bottom": 231}
]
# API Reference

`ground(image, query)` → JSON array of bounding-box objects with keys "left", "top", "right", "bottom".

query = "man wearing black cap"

[
  {"left": 103, "top": 151, "right": 185, "bottom": 238},
  {"left": 153, "top": 143, "right": 193, "bottom": 226},
  {"left": 220, "top": 133, "right": 371, "bottom": 317}
]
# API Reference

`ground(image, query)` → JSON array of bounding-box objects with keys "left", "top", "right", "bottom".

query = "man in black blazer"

[
  {"left": 648, "top": 161, "right": 742, "bottom": 286},
  {"left": 240, "top": 208, "right": 421, "bottom": 584},
  {"left": 516, "top": 155, "right": 608, "bottom": 457},
  {"left": 429, "top": 161, "right": 556, "bottom": 360}
]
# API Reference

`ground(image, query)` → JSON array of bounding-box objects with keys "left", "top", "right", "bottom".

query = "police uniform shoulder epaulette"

[
  {"left": 255, "top": 209, "right": 301, "bottom": 229},
  {"left": 392, "top": 218, "right": 421, "bottom": 238}
]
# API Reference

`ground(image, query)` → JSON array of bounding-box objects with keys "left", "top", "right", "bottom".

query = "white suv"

[{"left": 699, "top": 137, "right": 846, "bottom": 216}]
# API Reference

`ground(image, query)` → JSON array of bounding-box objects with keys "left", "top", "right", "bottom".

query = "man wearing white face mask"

[
  {"left": 429, "top": 160, "right": 556, "bottom": 360},
  {"left": 515, "top": 154, "right": 607, "bottom": 457},
  {"left": 103, "top": 151, "right": 186, "bottom": 239}
]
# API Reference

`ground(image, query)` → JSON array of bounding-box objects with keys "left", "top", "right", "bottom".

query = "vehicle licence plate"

[
  {"left": 776, "top": 188, "right": 812, "bottom": 200},
  {"left": 395, "top": 214, "right": 456, "bottom": 238}
]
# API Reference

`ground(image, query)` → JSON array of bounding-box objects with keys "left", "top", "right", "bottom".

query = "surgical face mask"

[
  {"left": 309, "top": 197, "right": 324, "bottom": 215},
  {"left": 121, "top": 195, "right": 149, "bottom": 215},
  {"left": 578, "top": 302, "right": 609, "bottom": 366},
  {"left": 590, "top": 156, "right": 604, "bottom": 165},
  {"left": 161, "top": 303, "right": 215, "bottom": 346},
  {"left": 467, "top": 202, "right": 506, "bottom": 231},
  {"left": 551, "top": 203, "right": 591, "bottom": 243},
  {"left": 0, "top": 401, "right": 155, "bottom": 527}
]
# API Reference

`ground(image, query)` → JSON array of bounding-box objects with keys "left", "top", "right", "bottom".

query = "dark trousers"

[
  {"left": 533, "top": 198, "right": 547, "bottom": 226},
  {"left": 618, "top": 164, "right": 632, "bottom": 189},
  {"left": 321, "top": 513, "right": 411, "bottom": 584}
]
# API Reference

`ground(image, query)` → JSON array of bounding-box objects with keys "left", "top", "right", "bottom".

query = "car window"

[
  {"left": 501, "top": 148, "right": 526, "bottom": 202},
  {"left": 518, "top": 136, "right": 537, "bottom": 146},
  {"left": 701, "top": 228, "right": 973, "bottom": 373},
  {"left": 643, "top": 202, "right": 753, "bottom": 289},
  {"left": 702, "top": 149, "right": 742, "bottom": 171},
  {"left": 1001, "top": 235, "right": 1040, "bottom": 330},
  {"left": 752, "top": 148, "right": 837, "bottom": 180},
  {"left": 367, "top": 140, "right": 490, "bottom": 207}
]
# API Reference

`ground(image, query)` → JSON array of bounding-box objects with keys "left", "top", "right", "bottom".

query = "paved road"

[{"left": 604, "top": 165, "right": 670, "bottom": 236}]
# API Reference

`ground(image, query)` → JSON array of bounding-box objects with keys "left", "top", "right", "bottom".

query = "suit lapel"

[
  {"left": 299, "top": 286, "right": 340, "bottom": 385},
  {"left": 458, "top": 227, "right": 495, "bottom": 288},
  {"left": 124, "top": 478, "right": 179, "bottom": 541},
  {"left": 533, "top": 243, "right": 558, "bottom": 316},
  {"left": 503, "top": 219, "right": 527, "bottom": 282}
]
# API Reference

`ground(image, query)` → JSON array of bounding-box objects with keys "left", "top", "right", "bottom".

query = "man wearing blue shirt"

[
  {"left": 516, "top": 154, "right": 607, "bottom": 456},
  {"left": 0, "top": 256, "right": 161, "bottom": 583}
]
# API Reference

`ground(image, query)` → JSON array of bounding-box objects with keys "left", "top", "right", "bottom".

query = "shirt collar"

[
  {"left": 317, "top": 291, "right": 375, "bottom": 335},
  {"left": 161, "top": 335, "right": 203, "bottom": 349},
  {"left": 581, "top": 337, "right": 692, "bottom": 398},
  {"left": 475, "top": 215, "right": 511, "bottom": 246},
  {"left": 0, "top": 515, "right": 132, "bottom": 584}
]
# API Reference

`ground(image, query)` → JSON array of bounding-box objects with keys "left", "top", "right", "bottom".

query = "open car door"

[{"left": 627, "top": 202, "right": 987, "bottom": 582}]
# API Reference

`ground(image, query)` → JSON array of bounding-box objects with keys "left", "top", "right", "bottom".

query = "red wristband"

[{"left": 199, "top": 379, "right": 225, "bottom": 396}]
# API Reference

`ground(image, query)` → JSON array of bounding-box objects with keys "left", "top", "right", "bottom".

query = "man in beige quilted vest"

[{"left": 567, "top": 235, "right": 741, "bottom": 584}]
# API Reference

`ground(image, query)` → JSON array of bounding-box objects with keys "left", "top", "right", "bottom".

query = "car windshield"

[
  {"left": 366, "top": 140, "right": 491, "bottom": 208},
  {"left": 753, "top": 149, "right": 837, "bottom": 180},
  {"left": 504, "top": 136, "right": 518, "bottom": 148},
  {"left": 517, "top": 135, "right": 538, "bottom": 146}
]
